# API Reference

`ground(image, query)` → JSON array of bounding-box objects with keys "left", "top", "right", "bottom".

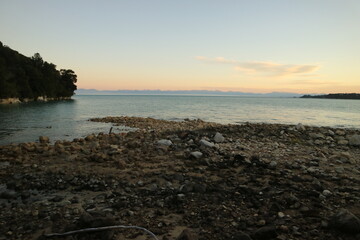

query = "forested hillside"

[{"left": 0, "top": 41, "right": 77, "bottom": 100}]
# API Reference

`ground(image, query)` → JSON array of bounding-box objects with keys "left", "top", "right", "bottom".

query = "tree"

[
  {"left": 60, "top": 69, "right": 77, "bottom": 97},
  {"left": 0, "top": 44, "right": 77, "bottom": 100},
  {"left": 32, "top": 53, "right": 44, "bottom": 67}
]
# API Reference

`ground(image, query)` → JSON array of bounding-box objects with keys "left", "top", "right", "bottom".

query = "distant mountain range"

[{"left": 75, "top": 89, "right": 306, "bottom": 98}]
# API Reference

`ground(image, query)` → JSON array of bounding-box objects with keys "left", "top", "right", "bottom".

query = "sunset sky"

[{"left": 1, "top": 0, "right": 359, "bottom": 93}]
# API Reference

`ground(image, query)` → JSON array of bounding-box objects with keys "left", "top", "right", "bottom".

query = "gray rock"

[
  {"left": 337, "top": 139, "right": 348, "bottom": 145},
  {"left": 322, "top": 190, "right": 332, "bottom": 197},
  {"left": 335, "top": 130, "right": 346, "bottom": 136},
  {"left": 309, "top": 133, "right": 325, "bottom": 139},
  {"left": 314, "top": 139, "right": 324, "bottom": 145},
  {"left": 330, "top": 209, "right": 360, "bottom": 234},
  {"left": 199, "top": 139, "right": 215, "bottom": 148},
  {"left": 269, "top": 161, "right": 277, "bottom": 169},
  {"left": 348, "top": 134, "right": 360, "bottom": 146},
  {"left": 296, "top": 123, "right": 305, "bottom": 131},
  {"left": 157, "top": 139, "right": 172, "bottom": 146},
  {"left": 190, "top": 151, "right": 203, "bottom": 159},
  {"left": 213, "top": 132, "right": 225, "bottom": 143}
]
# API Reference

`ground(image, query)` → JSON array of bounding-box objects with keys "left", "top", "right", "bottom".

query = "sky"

[{"left": 1, "top": 0, "right": 360, "bottom": 94}]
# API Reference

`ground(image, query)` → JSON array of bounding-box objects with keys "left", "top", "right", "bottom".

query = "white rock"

[
  {"left": 199, "top": 139, "right": 215, "bottom": 148},
  {"left": 190, "top": 151, "right": 203, "bottom": 159},
  {"left": 323, "top": 190, "right": 332, "bottom": 197},
  {"left": 278, "top": 212, "right": 285, "bottom": 218},
  {"left": 157, "top": 139, "right": 172, "bottom": 146},
  {"left": 213, "top": 132, "right": 225, "bottom": 143},
  {"left": 296, "top": 123, "right": 305, "bottom": 131}
]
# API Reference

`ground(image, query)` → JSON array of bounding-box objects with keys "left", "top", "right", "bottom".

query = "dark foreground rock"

[
  {"left": 0, "top": 116, "right": 360, "bottom": 240},
  {"left": 330, "top": 209, "right": 360, "bottom": 234}
]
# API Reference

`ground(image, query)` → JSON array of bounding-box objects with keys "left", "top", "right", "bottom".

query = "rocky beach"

[{"left": 0, "top": 116, "right": 360, "bottom": 240}]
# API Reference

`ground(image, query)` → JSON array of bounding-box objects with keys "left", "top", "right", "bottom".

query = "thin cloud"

[
  {"left": 196, "top": 56, "right": 320, "bottom": 77},
  {"left": 289, "top": 80, "right": 338, "bottom": 85}
]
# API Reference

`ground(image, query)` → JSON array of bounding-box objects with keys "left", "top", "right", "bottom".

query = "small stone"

[
  {"left": 39, "top": 136, "right": 49, "bottom": 143},
  {"left": 337, "top": 139, "right": 349, "bottom": 145},
  {"left": 269, "top": 161, "right": 277, "bottom": 168},
  {"left": 348, "top": 134, "right": 360, "bottom": 146},
  {"left": 157, "top": 139, "right": 172, "bottom": 146},
  {"left": 309, "top": 133, "right": 325, "bottom": 139},
  {"left": 278, "top": 212, "right": 285, "bottom": 218},
  {"left": 199, "top": 139, "right": 215, "bottom": 148},
  {"left": 85, "top": 135, "right": 95, "bottom": 141},
  {"left": 335, "top": 130, "right": 346, "bottom": 136},
  {"left": 213, "top": 132, "right": 225, "bottom": 143},
  {"left": 296, "top": 123, "right": 305, "bottom": 131},
  {"left": 258, "top": 219, "right": 266, "bottom": 226},
  {"left": 314, "top": 139, "right": 324, "bottom": 145},
  {"left": 322, "top": 190, "right": 332, "bottom": 197},
  {"left": 190, "top": 151, "right": 203, "bottom": 159}
]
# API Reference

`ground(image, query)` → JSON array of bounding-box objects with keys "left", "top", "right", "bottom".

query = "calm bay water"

[{"left": 0, "top": 95, "right": 359, "bottom": 145}]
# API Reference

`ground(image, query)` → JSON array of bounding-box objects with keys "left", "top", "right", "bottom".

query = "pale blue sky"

[{"left": 1, "top": 0, "right": 359, "bottom": 93}]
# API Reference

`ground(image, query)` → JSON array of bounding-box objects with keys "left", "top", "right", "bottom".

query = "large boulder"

[{"left": 329, "top": 209, "right": 360, "bottom": 234}]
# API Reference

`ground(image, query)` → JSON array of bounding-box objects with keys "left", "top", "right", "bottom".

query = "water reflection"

[{"left": 1, "top": 95, "right": 360, "bottom": 145}]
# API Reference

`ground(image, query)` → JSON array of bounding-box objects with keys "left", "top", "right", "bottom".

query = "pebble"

[
  {"left": 39, "top": 136, "right": 49, "bottom": 143},
  {"left": 348, "top": 134, "right": 360, "bottom": 146},
  {"left": 278, "top": 212, "right": 285, "bottom": 218},
  {"left": 190, "top": 151, "right": 203, "bottom": 159},
  {"left": 213, "top": 132, "right": 225, "bottom": 143},
  {"left": 199, "top": 139, "right": 215, "bottom": 148},
  {"left": 296, "top": 123, "right": 305, "bottom": 131},
  {"left": 322, "top": 190, "right": 332, "bottom": 197},
  {"left": 157, "top": 139, "right": 173, "bottom": 146}
]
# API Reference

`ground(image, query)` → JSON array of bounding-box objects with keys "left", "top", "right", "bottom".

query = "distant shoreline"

[{"left": 301, "top": 93, "right": 360, "bottom": 100}]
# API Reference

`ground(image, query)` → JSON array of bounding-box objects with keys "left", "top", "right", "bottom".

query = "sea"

[{"left": 0, "top": 95, "right": 359, "bottom": 145}]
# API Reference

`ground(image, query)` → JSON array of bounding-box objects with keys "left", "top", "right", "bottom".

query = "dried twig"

[{"left": 44, "top": 225, "right": 159, "bottom": 240}]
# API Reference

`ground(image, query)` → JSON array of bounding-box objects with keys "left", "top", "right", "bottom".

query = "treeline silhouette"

[
  {"left": 301, "top": 93, "right": 360, "bottom": 100},
  {"left": 0, "top": 41, "right": 77, "bottom": 100}
]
